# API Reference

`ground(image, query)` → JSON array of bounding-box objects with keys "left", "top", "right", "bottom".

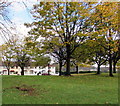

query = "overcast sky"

[{"left": 0, "top": 0, "right": 38, "bottom": 45}]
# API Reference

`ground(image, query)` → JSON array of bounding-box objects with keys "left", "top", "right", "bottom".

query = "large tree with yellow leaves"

[{"left": 26, "top": 2, "right": 93, "bottom": 76}]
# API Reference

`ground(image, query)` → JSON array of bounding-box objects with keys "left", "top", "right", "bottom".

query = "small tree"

[
  {"left": 0, "top": 43, "right": 14, "bottom": 75},
  {"left": 25, "top": 36, "right": 51, "bottom": 69},
  {"left": 112, "top": 40, "right": 120, "bottom": 73},
  {"left": 42, "top": 38, "right": 66, "bottom": 76},
  {"left": 72, "top": 43, "right": 89, "bottom": 73},
  {"left": 14, "top": 44, "right": 30, "bottom": 75}
]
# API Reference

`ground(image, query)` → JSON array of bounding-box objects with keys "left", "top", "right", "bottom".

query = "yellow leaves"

[
  {"left": 107, "top": 37, "right": 112, "bottom": 41},
  {"left": 49, "top": 37, "right": 64, "bottom": 47},
  {"left": 112, "top": 47, "right": 118, "bottom": 53},
  {"left": 64, "top": 42, "right": 70, "bottom": 44},
  {"left": 91, "top": 32, "right": 99, "bottom": 36},
  {"left": 1, "top": 44, "right": 9, "bottom": 51},
  {"left": 76, "top": 32, "right": 88, "bottom": 37},
  {"left": 78, "top": 63, "right": 90, "bottom": 68},
  {"left": 92, "top": 2, "right": 118, "bottom": 30}
]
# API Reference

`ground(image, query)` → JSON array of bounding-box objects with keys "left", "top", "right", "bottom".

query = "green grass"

[{"left": 2, "top": 73, "right": 118, "bottom": 104}]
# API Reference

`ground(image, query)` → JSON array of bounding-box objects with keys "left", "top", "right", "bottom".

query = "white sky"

[{"left": 0, "top": 0, "right": 38, "bottom": 45}]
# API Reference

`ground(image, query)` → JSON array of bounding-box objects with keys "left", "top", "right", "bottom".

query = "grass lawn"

[{"left": 2, "top": 73, "right": 118, "bottom": 104}]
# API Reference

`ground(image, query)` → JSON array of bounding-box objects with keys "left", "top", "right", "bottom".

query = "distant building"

[
  {"left": 0, "top": 61, "right": 119, "bottom": 75},
  {"left": 0, "top": 62, "right": 59, "bottom": 75}
]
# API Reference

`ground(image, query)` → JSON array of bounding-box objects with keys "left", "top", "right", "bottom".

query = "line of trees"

[
  {"left": 0, "top": 36, "right": 51, "bottom": 75},
  {"left": 0, "top": 2, "right": 119, "bottom": 77},
  {"left": 25, "top": 2, "right": 119, "bottom": 77}
]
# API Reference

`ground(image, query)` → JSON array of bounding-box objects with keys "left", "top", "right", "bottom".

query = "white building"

[{"left": 0, "top": 62, "right": 59, "bottom": 75}]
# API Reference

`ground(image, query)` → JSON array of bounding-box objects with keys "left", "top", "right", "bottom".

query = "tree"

[
  {"left": 26, "top": 2, "right": 93, "bottom": 76},
  {"left": 89, "top": 2, "right": 119, "bottom": 76},
  {"left": 112, "top": 40, "right": 120, "bottom": 73},
  {"left": 72, "top": 37, "right": 108, "bottom": 75},
  {"left": 0, "top": 42, "right": 14, "bottom": 75},
  {"left": 87, "top": 38, "right": 108, "bottom": 74},
  {"left": 41, "top": 38, "right": 66, "bottom": 76},
  {"left": 72, "top": 42, "right": 90, "bottom": 73},
  {"left": 14, "top": 44, "right": 30, "bottom": 75},
  {"left": 5, "top": 36, "right": 31, "bottom": 76},
  {"left": 0, "top": 0, "right": 12, "bottom": 43},
  {"left": 25, "top": 36, "right": 51, "bottom": 70}
]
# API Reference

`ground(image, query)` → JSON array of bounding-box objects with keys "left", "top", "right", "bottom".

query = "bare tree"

[{"left": 0, "top": 0, "right": 12, "bottom": 43}]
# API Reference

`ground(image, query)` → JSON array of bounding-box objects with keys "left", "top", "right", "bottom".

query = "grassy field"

[{"left": 2, "top": 73, "right": 118, "bottom": 104}]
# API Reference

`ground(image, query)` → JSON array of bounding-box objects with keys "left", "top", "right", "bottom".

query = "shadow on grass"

[
  {"left": 90, "top": 73, "right": 118, "bottom": 78},
  {"left": 71, "top": 73, "right": 118, "bottom": 78}
]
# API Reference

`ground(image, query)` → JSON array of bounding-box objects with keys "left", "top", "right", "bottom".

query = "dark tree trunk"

[
  {"left": 48, "top": 64, "right": 50, "bottom": 75},
  {"left": 59, "top": 60, "right": 62, "bottom": 76},
  {"left": 7, "top": 68, "right": 10, "bottom": 75},
  {"left": 97, "top": 64, "right": 101, "bottom": 74},
  {"left": 109, "top": 55, "right": 113, "bottom": 77},
  {"left": 65, "top": 44, "right": 71, "bottom": 76},
  {"left": 76, "top": 65, "right": 79, "bottom": 74},
  {"left": 113, "top": 61, "right": 117, "bottom": 73},
  {"left": 48, "top": 71, "right": 50, "bottom": 75},
  {"left": 108, "top": 30, "right": 113, "bottom": 77},
  {"left": 21, "top": 67, "right": 24, "bottom": 75}
]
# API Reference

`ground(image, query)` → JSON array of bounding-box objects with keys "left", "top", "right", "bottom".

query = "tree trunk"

[
  {"left": 7, "top": 68, "right": 10, "bottom": 75},
  {"left": 109, "top": 55, "right": 113, "bottom": 77},
  {"left": 48, "top": 64, "right": 50, "bottom": 75},
  {"left": 97, "top": 64, "right": 100, "bottom": 74},
  {"left": 76, "top": 65, "right": 79, "bottom": 74},
  {"left": 21, "top": 67, "right": 24, "bottom": 75},
  {"left": 113, "top": 60, "right": 117, "bottom": 73},
  {"left": 59, "top": 60, "right": 62, "bottom": 76},
  {"left": 65, "top": 44, "right": 71, "bottom": 76}
]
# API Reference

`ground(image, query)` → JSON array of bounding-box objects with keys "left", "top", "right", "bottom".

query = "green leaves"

[{"left": 33, "top": 56, "right": 51, "bottom": 68}]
